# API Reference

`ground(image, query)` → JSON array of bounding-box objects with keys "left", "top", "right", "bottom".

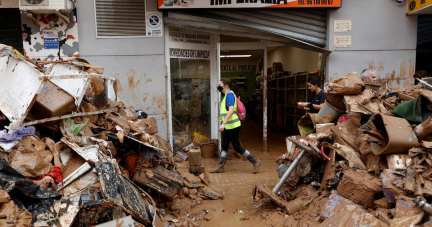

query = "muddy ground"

[{"left": 167, "top": 121, "right": 288, "bottom": 226}]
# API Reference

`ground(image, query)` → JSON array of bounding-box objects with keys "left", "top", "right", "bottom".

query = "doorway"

[
  {"left": 219, "top": 50, "right": 271, "bottom": 150},
  {"left": 220, "top": 35, "right": 323, "bottom": 153},
  {"left": 166, "top": 29, "right": 324, "bottom": 152}
]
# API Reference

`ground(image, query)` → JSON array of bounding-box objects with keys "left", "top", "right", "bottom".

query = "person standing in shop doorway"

[
  {"left": 211, "top": 78, "right": 262, "bottom": 174},
  {"left": 297, "top": 76, "right": 326, "bottom": 113}
]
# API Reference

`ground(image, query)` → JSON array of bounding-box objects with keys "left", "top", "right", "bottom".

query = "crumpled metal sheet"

[
  {"left": 0, "top": 55, "right": 45, "bottom": 126},
  {"left": 370, "top": 113, "right": 419, "bottom": 155}
]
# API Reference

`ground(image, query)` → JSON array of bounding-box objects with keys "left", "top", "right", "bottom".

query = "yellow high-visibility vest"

[{"left": 220, "top": 91, "right": 241, "bottom": 130}]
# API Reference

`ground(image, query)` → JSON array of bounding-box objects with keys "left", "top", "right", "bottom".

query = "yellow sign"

[{"left": 408, "top": 0, "right": 432, "bottom": 14}]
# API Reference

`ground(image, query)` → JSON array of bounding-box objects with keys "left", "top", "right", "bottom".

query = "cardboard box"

[{"left": 32, "top": 80, "right": 76, "bottom": 118}]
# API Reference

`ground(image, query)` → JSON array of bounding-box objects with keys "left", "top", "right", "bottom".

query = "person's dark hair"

[
  {"left": 220, "top": 78, "right": 235, "bottom": 88},
  {"left": 307, "top": 76, "right": 319, "bottom": 86},
  {"left": 414, "top": 70, "right": 431, "bottom": 85},
  {"left": 414, "top": 70, "right": 431, "bottom": 79}
]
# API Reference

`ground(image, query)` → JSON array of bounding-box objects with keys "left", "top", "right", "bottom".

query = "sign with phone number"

[
  {"left": 159, "top": 0, "right": 341, "bottom": 9},
  {"left": 43, "top": 30, "right": 59, "bottom": 50}
]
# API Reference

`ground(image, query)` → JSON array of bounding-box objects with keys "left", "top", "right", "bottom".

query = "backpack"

[{"left": 226, "top": 92, "right": 246, "bottom": 121}]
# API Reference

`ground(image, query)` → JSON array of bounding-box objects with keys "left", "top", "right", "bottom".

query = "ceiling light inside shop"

[{"left": 220, "top": 55, "right": 252, "bottom": 58}]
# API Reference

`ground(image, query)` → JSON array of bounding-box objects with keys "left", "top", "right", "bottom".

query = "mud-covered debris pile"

[
  {"left": 254, "top": 72, "right": 432, "bottom": 227},
  {"left": 0, "top": 44, "right": 221, "bottom": 227}
]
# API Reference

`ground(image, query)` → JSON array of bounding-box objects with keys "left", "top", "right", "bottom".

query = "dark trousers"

[{"left": 221, "top": 127, "right": 246, "bottom": 155}]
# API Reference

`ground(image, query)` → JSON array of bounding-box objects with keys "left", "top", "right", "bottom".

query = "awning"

[
  {"left": 164, "top": 9, "right": 331, "bottom": 55},
  {"left": 407, "top": 0, "right": 432, "bottom": 15}
]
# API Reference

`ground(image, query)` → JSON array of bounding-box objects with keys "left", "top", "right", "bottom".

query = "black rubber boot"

[
  {"left": 211, "top": 151, "right": 228, "bottom": 173},
  {"left": 243, "top": 150, "right": 262, "bottom": 174}
]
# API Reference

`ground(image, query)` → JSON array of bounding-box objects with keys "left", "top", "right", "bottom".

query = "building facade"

[{"left": 0, "top": 0, "right": 419, "bottom": 150}]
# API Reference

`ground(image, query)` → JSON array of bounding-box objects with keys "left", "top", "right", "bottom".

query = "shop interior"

[
  {"left": 220, "top": 35, "right": 323, "bottom": 140},
  {"left": 170, "top": 32, "right": 323, "bottom": 152}
]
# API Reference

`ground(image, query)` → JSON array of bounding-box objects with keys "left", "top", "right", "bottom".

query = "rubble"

[
  {"left": 0, "top": 44, "right": 222, "bottom": 227},
  {"left": 0, "top": 190, "right": 32, "bottom": 227},
  {"left": 336, "top": 169, "right": 382, "bottom": 208},
  {"left": 253, "top": 72, "right": 432, "bottom": 226},
  {"left": 4, "top": 43, "right": 432, "bottom": 225}
]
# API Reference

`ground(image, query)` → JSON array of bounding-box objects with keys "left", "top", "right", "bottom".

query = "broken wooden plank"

[
  {"left": 7, "top": 108, "right": 117, "bottom": 129},
  {"left": 40, "top": 74, "right": 116, "bottom": 81},
  {"left": 176, "top": 169, "right": 204, "bottom": 189}
]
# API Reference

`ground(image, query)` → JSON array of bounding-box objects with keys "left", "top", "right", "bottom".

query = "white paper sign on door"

[
  {"left": 334, "top": 20, "right": 352, "bottom": 32},
  {"left": 334, "top": 36, "right": 352, "bottom": 47}
]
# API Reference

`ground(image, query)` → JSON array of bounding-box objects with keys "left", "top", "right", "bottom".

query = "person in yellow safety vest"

[{"left": 211, "top": 78, "right": 262, "bottom": 174}]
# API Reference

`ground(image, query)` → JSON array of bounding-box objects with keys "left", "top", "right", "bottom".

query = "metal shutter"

[
  {"left": 164, "top": 9, "right": 330, "bottom": 54},
  {"left": 95, "top": 0, "right": 146, "bottom": 37}
]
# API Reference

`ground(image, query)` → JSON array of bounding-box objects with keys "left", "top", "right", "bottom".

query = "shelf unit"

[{"left": 268, "top": 71, "right": 322, "bottom": 133}]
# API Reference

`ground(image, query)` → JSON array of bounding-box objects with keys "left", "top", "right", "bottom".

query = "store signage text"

[
  {"left": 169, "top": 31, "right": 210, "bottom": 44},
  {"left": 210, "top": 0, "right": 335, "bottom": 5},
  {"left": 159, "top": 0, "right": 341, "bottom": 9},
  {"left": 221, "top": 65, "right": 256, "bottom": 72},
  {"left": 43, "top": 30, "right": 59, "bottom": 49},
  {"left": 169, "top": 48, "right": 210, "bottom": 59}
]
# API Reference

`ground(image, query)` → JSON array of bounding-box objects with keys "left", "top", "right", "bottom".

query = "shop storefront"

[
  {"left": 165, "top": 28, "right": 219, "bottom": 151},
  {"left": 0, "top": 0, "right": 419, "bottom": 152},
  {"left": 407, "top": 0, "right": 432, "bottom": 80},
  {"left": 159, "top": 0, "right": 341, "bottom": 152}
]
